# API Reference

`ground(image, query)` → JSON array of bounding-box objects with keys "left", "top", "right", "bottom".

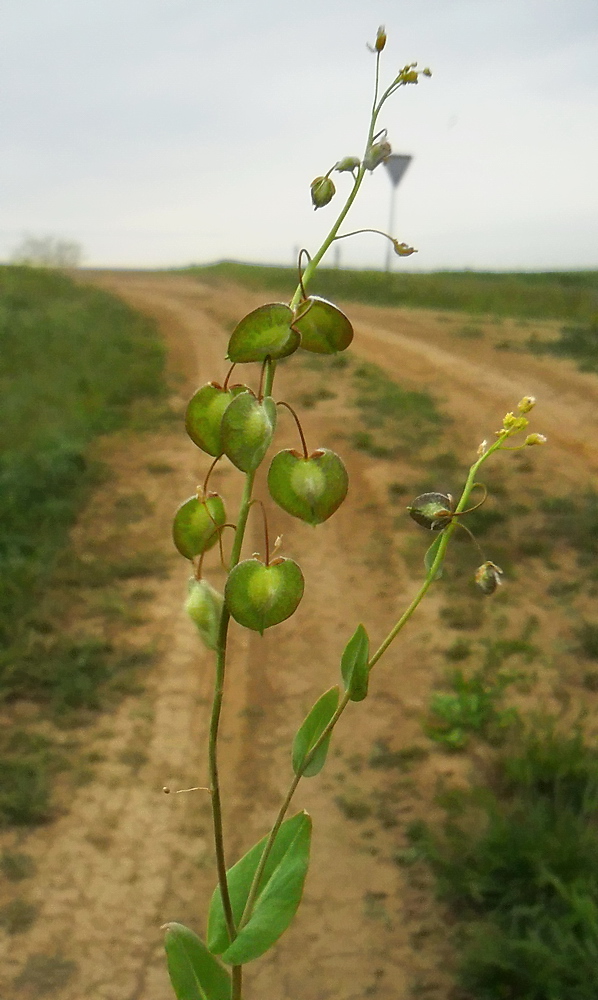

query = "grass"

[
  {"left": 0, "top": 266, "right": 168, "bottom": 827},
  {"left": 0, "top": 265, "right": 166, "bottom": 676},
  {"left": 0, "top": 897, "right": 38, "bottom": 934},
  {"left": 0, "top": 851, "right": 37, "bottom": 881},
  {"left": 14, "top": 953, "right": 78, "bottom": 995},
  {"left": 528, "top": 319, "right": 598, "bottom": 372},
  {"left": 350, "top": 362, "right": 444, "bottom": 459},
  {"left": 413, "top": 721, "right": 598, "bottom": 1000},
  {"left": 184, "top": 261, "right": 598, "bottom": 323}
]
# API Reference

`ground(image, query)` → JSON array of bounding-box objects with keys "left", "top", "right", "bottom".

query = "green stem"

[
  {"left": 289, "top": 52, "right": 383, "bottom": 311},
  {"left": 238, "top": 689, "right": 352, "bottom": 930},
  {"left": 232, "top": 965, "right": 242, "bottom": 1000},
  {"left": 207, "top": 471, "right": 257, "bottom": 949}
]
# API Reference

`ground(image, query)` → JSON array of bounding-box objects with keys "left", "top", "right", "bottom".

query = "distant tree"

[{"left": 10, "top": 234, "right": 83, "bottom": 268}]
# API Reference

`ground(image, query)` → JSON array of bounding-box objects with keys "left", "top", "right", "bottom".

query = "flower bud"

[
  {"left": 517, "top": 395, "right": 536, "bottom": 413},
  {"left": 475, "top": 561, "right": 503, "bottom": 596},
  {"left": 336, "top": 156, "right": 361, "bottom": 173},
  {"left": 310, "top": 175, "right": 336, "bottom": 210},
  {"left": 375, "top": 26, "right": 387, "bottom": 52},
  {"left": 524, "top": 433, "right": 547, "bottom": 446},
  {"left": 363, "top": 141, "right": 391, "bottom": 172},
  {"left": 185, "top": 578, "right": 224, "bottom": 651}
]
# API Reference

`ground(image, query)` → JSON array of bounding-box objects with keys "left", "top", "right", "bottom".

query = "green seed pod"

[
  {"left": 293, "top": 296, "right": 353, "bottom": 354},
  {"left": 185, "top": 578, "right": 224, "bottom": 650},
  {"left": 185, "top": 382, "right": 246, "bottom": 457},
  {"left": 363, "top": 140, "right": 391, "bottom": 172},
  {"left": 227, "top": 303, "right": 300, "bottom": 363},
  {"left": 225, "top": 557, "right": 304, "bottom": 635},
  {"left": 407, "top": 492, "right": 453, "bottom": 531},
  {"left": 310, "top": 175, "right": 336, "bottom": 210},
  {"left": 335, "top": 156, "right": 361, "bottom": 173},
  {"left": 172, "top": 494, "right": 226, "bottom": 559},
  {"left": 268, "top": 448, "right": 348, "bottom": 526},
  {"left": 221, "top": 391, "right": 277, "bottom": 473}
]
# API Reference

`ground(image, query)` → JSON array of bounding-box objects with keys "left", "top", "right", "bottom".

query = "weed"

[
  {"left": 455, "top": 324, "right": 484, "bottom": 339},
  {"left": 350, "top": 362, "right": 444, "bottom": 459},
  {"left": 419, "top": 722, "right": 598, "bottom": 999},
  {"left": 0, "top": 756, "right": 51, "bottom": 826},
  {"left": 369, "top": 741, "right": 429, "bottom": 769},
  {"left": 444, "top": 639, "right": 472, "bottom": 662},
  {"left": 14, "top": 953, "right": 78, "bottom": 995},
  {"left": 575, "top": 621, "right": 598, "bottom": 659},
  {"left": 0, "top": 897, "right": 38, "bottom": 934},
  {"left": 188, "top": 262, "right": 598, "bottom": 324},
  {"left": 425, "top": 666, "right": 518, "bottom": 749},
  {"left": 335, "top": 793, "right": 372, "bottom": 821},
  {"left": 0, "top": 850, "right": 37, "bottom": 881},
  {"left": 439, "top": 601, "right": 484, "bottom": 631}
]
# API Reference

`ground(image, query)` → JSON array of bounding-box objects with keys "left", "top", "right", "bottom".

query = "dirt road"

[{"left": 2, "top": 272, "right": 596, "bottom": 1000}]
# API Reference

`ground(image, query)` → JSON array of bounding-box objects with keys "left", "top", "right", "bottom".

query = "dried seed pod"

[
  {"left": 407, "top": 492, "right": 453, "bottom": 531},
  {"left": 475, "top": 561, "right": 503, "bottom": 595}
]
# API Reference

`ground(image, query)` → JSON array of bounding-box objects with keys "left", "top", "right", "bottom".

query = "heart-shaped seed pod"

[
  {"left": 225, "top": 557, "right": 304, "bottom": 635},
  {"left": 293, "top": 297, "right": 353, "bottom": 354},
  {"left": 407, "top": 492, "right": 453, "bottom": 531},
  {"left": 267, "top": 448, "right": 348, "bottom": 525},
  {"left": 184, "top": 578, "right": 224, "bottom": 650},
  {"left": 227, "top": 304, "right": 300, "bottom": 363},
  {"left": 185, "top": 382, "right": 246, "bottom": 457},
  {"left": 221, "top": 391, "right": 277, "bottom": 473},
  {"left": 172, "top": 494, "right": 226, "bottom": 559}
]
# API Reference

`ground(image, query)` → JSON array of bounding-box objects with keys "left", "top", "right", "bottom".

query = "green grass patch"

[
  {"left": 0, "top": 266, "right": 166, "bottom": 670},
  {"left": 184, "top": 261, "right": 598, "bottom": 323},
  {"left": 528, "top": 319, "right": 598, "bottom": 372},
  {"left": 350, "top": 361, "right": 444, "bottom": 459},
  {"left": 414, "top": 721, "right": 598, "bottom": 1000}
]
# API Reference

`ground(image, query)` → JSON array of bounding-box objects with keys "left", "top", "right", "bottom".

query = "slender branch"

[{"left": 278, "top": 400, "right": 309, "bottom": 459}]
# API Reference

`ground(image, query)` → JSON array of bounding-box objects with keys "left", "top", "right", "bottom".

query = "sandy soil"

[{"left": 2, "top": 272, "right": 597, "bottom": 1000}]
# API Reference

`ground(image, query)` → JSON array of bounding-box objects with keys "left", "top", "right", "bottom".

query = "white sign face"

[{"left": 384, "top": 154, "right": 412, "bottom": 187}]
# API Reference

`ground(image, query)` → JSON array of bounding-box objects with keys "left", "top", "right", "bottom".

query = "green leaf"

[
  {"left": 340, "top": 624, "right": 370, "bottom": 702},
  {"left": 424, "top": 535, "right": 444, "bottom": 579},
  {"left": 292, "top": 686, "right": 339, "bottom": 777},
  {"left": 164, "top": 922, "right": 231, "bottom": 1000},
  {"left": 207, "top": 812, "right": 311, "bottom": 963},
  {"left": 227, "top": 303, "right": 300, "bottom": 363}
]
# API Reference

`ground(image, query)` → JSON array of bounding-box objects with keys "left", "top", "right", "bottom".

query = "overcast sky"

[{"left": 1, "top": 0, "right": 597, "bottom": 271}]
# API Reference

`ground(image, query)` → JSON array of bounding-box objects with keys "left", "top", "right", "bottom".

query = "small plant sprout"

[{"left": 162, "top": 30, "right": 546, "bottom": 1000}]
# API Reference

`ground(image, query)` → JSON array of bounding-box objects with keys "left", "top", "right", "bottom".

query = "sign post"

[{"left": 383, "top": 154, "right": 412, "bottom": 271}]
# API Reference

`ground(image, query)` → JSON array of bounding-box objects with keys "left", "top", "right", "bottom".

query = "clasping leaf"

[
  {"left": 340, "top": 624, "right": 370, "bottom": 702},
  {"left": 292, "top": 686, "right": 339, "bottom": 777},
  {"left": 164, "top": 922, "right": 231, "bottom": 1000},
  {"left": 207, "top": 811, "right": 311, "bottom": 965}
]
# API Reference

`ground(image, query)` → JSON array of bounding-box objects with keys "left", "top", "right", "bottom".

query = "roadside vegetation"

[
  {"left": 0, "top": 265, "right": 168, "bottom": 825},
  {"left": 186, "top": 261, "right": 598, "bottom": 323}
]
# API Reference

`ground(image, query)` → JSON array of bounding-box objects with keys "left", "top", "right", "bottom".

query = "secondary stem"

[{"left": 237, "top": 436, "right": 511, "bottom": 925}]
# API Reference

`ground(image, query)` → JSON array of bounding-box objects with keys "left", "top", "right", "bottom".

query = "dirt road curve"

[{"left": 2, "top": 272, "right": 596, "bottom": 1000}]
